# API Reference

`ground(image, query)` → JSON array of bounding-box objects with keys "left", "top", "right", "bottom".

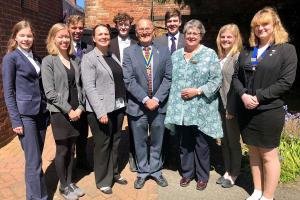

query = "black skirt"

[
  {"left": 239, "top": 106, "right": 285, "bottom": 148},
  {"left": 51, "top": 112, "right": 80, "bottom": 140}
]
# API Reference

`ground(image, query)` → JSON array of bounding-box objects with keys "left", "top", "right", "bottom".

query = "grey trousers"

[{"left": 128, "top": 112, "right": 165, "bottom": 179}]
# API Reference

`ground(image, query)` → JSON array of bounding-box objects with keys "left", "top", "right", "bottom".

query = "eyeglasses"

[
  {"left": 137, "top": 28, "right": 153, "bottom": 34},
  {"left": 185, "top": 32, "right": 201, "bottom": 36}
]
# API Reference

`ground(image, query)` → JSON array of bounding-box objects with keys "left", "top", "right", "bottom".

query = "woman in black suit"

[
  {"left": 232, "top": 7, "right": 297, "bottom": 200},
  {"left": 42, "top": 23, "right": 85, "bottom": 200},
  {"left": 2, "top": 20, "right": 49, "bottom": 200}
]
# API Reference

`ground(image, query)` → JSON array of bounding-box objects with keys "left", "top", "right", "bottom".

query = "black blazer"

[
  {"left": 2, "top": 49, "right": 47, "bottom": 128},
  {"left": 109, "top": 36, "right": 136, "bottom": 62},
  {"left": 231, "top": 43, "right": 298, "bottom": 111}
]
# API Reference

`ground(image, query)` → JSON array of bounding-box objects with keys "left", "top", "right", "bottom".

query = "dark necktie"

[
  {"left": 75, "top": 42, "right": 83, "bottom": 58},
  {"left": 143, "top": 47, "right": 152, "bottom": 97},
  {"left": 170, "top": 36, "right": 176, "bottom": 54}
]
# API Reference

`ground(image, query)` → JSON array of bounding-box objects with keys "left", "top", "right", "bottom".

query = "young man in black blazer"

[
  {"left": 109, "top": 12, "right": 138, "bottom": 172},
  {"left": 154, "top": 9, "right": 185, "bottom": 54},
  {"left": 67, "top": 15, "right": 93, "bottom": 171}
]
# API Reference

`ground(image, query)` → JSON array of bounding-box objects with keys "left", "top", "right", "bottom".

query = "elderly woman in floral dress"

[{"left": 164, "top": 19, "right": 223, "bottom": 191}]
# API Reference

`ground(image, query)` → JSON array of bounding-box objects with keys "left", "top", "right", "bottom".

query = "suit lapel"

[
  {"left": 16, "top": 48, "right": 40, "bottom": 77},
  {"left": 70, "top": 58, "right": 80, "bottom": 83},
  {"left": 152, "top": 45, "right": 160, "bottom": 81},
  {"left": 94, "top": 48, "right": 114, "bottom": 80},
  {"left": 134, "top": 45, "right": 148, "bottom": 80},
  {"left": 178, "top": 33, "right": 185, "bottom": 49},
  {"left": 54, "top": 56, "right": 68, "bottom": 81}
]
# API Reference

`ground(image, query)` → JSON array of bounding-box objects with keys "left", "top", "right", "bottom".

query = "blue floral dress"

[{"left": 164, "top": 45, "right": 223, "bottom": 139}]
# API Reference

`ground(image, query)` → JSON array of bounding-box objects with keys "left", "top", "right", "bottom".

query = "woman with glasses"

[{"left": 165, "top": 19, "right": 223, "bottom": 191}]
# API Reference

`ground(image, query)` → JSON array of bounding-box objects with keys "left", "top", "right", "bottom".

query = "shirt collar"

[
  {"left": 118, "top": 35, "right": 130, "bottom": 43},
  {"left": 168, "top": 32, "right": 180, "bottom": 40},
  {"left": 17, "top": 46, "right": 33, "bottom": 58},
  {"left": 73, "top": 40, "right": 81, "bottom": 47}
]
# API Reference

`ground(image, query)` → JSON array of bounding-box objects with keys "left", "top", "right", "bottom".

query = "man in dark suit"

[
  {"left": 67, "top": 15, "right": 93, "bottom": 171},
  {"left": 154, "top": 9, "right": 185, "bottom": 54},
  {"left": 109, "top": 12, "right": 138, "bottom": 172},
  {"left": 154, "top": 9, "right": 184, "bottom": 169},
  {"left": 123, "top": 18, "right": 172, "bottom": 189}
]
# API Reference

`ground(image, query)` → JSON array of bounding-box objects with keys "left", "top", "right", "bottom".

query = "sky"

[{"left": 77, "top": 0, "right": 84, "bottom": 8}]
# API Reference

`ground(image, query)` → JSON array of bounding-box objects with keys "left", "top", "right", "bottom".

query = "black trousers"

[
  {"left": 76, "top": 112, "right": 89, "bottom": 163},
  {"left": 220, "top": 110, "right": 242, "bottom": 176},
  {"left": 177, "top": 125, "right": 210, "bottom": 182},
  {"left": 87, "top": 109, "right": 125, "bottom": 187}
]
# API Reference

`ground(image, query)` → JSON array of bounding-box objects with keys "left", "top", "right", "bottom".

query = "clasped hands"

[
  {"left": 181, "top": 88, "right": 200, "bottom": 100},
  {"left": 68, "top": 108, "right": 82, "bottom": 122},
  {"left": 241, "top": 94, "right": 259, "bottom": 109},
  {"left": 145, "top": 99, "right": 159, "bottom": 111}
]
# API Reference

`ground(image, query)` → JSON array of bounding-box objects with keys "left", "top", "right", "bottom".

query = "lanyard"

[
  {"left": 143, "top": 49, "right": 153, "bottom": 68},
  {"left": 250, "top": 45, "right": 270, "bottom": 70}
]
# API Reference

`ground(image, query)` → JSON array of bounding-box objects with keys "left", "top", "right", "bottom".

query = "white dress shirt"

[
  {"left": 73, "top": 41, "right": 81, "bottom": 53},
  {"left": 118, "top": 36, "right": 131, "bottom": 64},
  {"left": 17, "top": 47, "right": 40, "bottom": 74},
  {"left": 167, "top": 32, "right": 180, "bottom": 52}
]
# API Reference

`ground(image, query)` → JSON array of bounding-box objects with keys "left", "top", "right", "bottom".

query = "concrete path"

[{"left": 1, "top": 124, "right": 300, "bottom": 199}]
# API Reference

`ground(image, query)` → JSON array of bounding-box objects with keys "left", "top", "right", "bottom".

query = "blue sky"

[{"left": 77, "top": 0, "right": 84, "bottom": 8}]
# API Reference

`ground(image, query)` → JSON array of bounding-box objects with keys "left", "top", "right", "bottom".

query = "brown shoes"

[
  {"left": 196, "top": 180, "right": 207, "bottom": 191},
  {"left": 180, "top": 177, "right": 191, "bottom": 187}
]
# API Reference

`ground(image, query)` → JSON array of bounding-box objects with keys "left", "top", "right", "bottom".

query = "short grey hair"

[{"left": 183, "top": 19, "right": 206, "bottom": 38}]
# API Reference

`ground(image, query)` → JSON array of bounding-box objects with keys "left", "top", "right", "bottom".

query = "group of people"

[{"left": 2, "top": 6, "right": 297, "bottom": 200}]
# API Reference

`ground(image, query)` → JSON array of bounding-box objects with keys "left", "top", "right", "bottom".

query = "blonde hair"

[
  {"left": 7, "top": 20, "right": 35, "bottom": 53},
  {"left": 216, "top": 23, "right": 243, "bottom": 59},
  {"left": 66, "top": 15, "right": 85, "bottom": 27},
  {"left": 249, "top": 7, "right": 289, "bottom": 47},
  {"left": 46, "top": 23, "right": 74, "bottom": 55}
]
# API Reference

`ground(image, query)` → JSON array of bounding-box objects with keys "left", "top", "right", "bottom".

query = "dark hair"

[
  {"left": 165, "top": 9, "right": 181, "bottom": 22},
  {"left": 92, "top": 24, "right": 111, "bottom": 36},
  {"left": 7, "top": 20, "right": 35, "bottom": 53},
  {"left": 113, "top": 12, "right": 134, "bottom": 24}
]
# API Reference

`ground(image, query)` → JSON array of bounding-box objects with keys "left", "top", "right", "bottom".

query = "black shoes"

[
  {"left": 114, "top": 177, "right": 128, "bottom": 185},
  {"left": 152, "top": 175, "right": 168, "bottom": 187},
  {"left": 134, "top": 177, "right": 146, "bottom": 189},
  {"left": 99, "top": 186, "right": 112, "bottom": 194}
]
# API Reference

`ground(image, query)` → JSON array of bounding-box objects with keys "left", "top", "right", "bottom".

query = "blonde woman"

[
  {"left": 42, "top": 23, "right": 85, "bottom": 200},
  {"left": 216, "top": 24, "right": 243, "bottom": 188},
  {"left": 232, "top": 7, "right": 298, "bottom": 200}
]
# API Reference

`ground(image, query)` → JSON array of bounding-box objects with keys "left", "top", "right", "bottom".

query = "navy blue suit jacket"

[{"left": 2, "top": 48, "right": 47, "bottom": 128}]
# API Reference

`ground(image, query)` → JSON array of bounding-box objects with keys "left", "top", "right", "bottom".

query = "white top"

[
  {"left": 17, "top": 47, "right": 40, "bottom": 74},
  {"left": 257, "top": 43, "right": 270, "bottom": 58},
  {"left": 73, "top": 41, "right": 81, "bottom": 53},
  {"left": 219, "top": 53, "right": 230, "bottom": 70},
  {"left": 168, "top": 32, "right": 180, "bottom": 52},
  {"left": 118, "top": 36, "right": 131, "bottom": 64}
]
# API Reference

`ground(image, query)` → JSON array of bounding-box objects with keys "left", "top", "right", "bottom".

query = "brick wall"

[
  {"left": 0, "top": 0, "right": 63, "bottom": 148},
  {"left": 85, "top": 0, "right": 190, "bottom": 28}
]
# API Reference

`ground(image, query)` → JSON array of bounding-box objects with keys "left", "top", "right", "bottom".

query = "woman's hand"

[
  {"left": 99, "top": 115, "right": 109, "bottom": 124},
  {"left": 241, "top": 94, "right": 259, "bottom": 109},
  {"left": 68, "top": 109, "right": 80, "bottom": 121},
  {"left": 13, "top": 126, "right": 24, "bottom": 135},
  {"left": 181, "top": 88, "right": 200, "bottom": 100}
]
